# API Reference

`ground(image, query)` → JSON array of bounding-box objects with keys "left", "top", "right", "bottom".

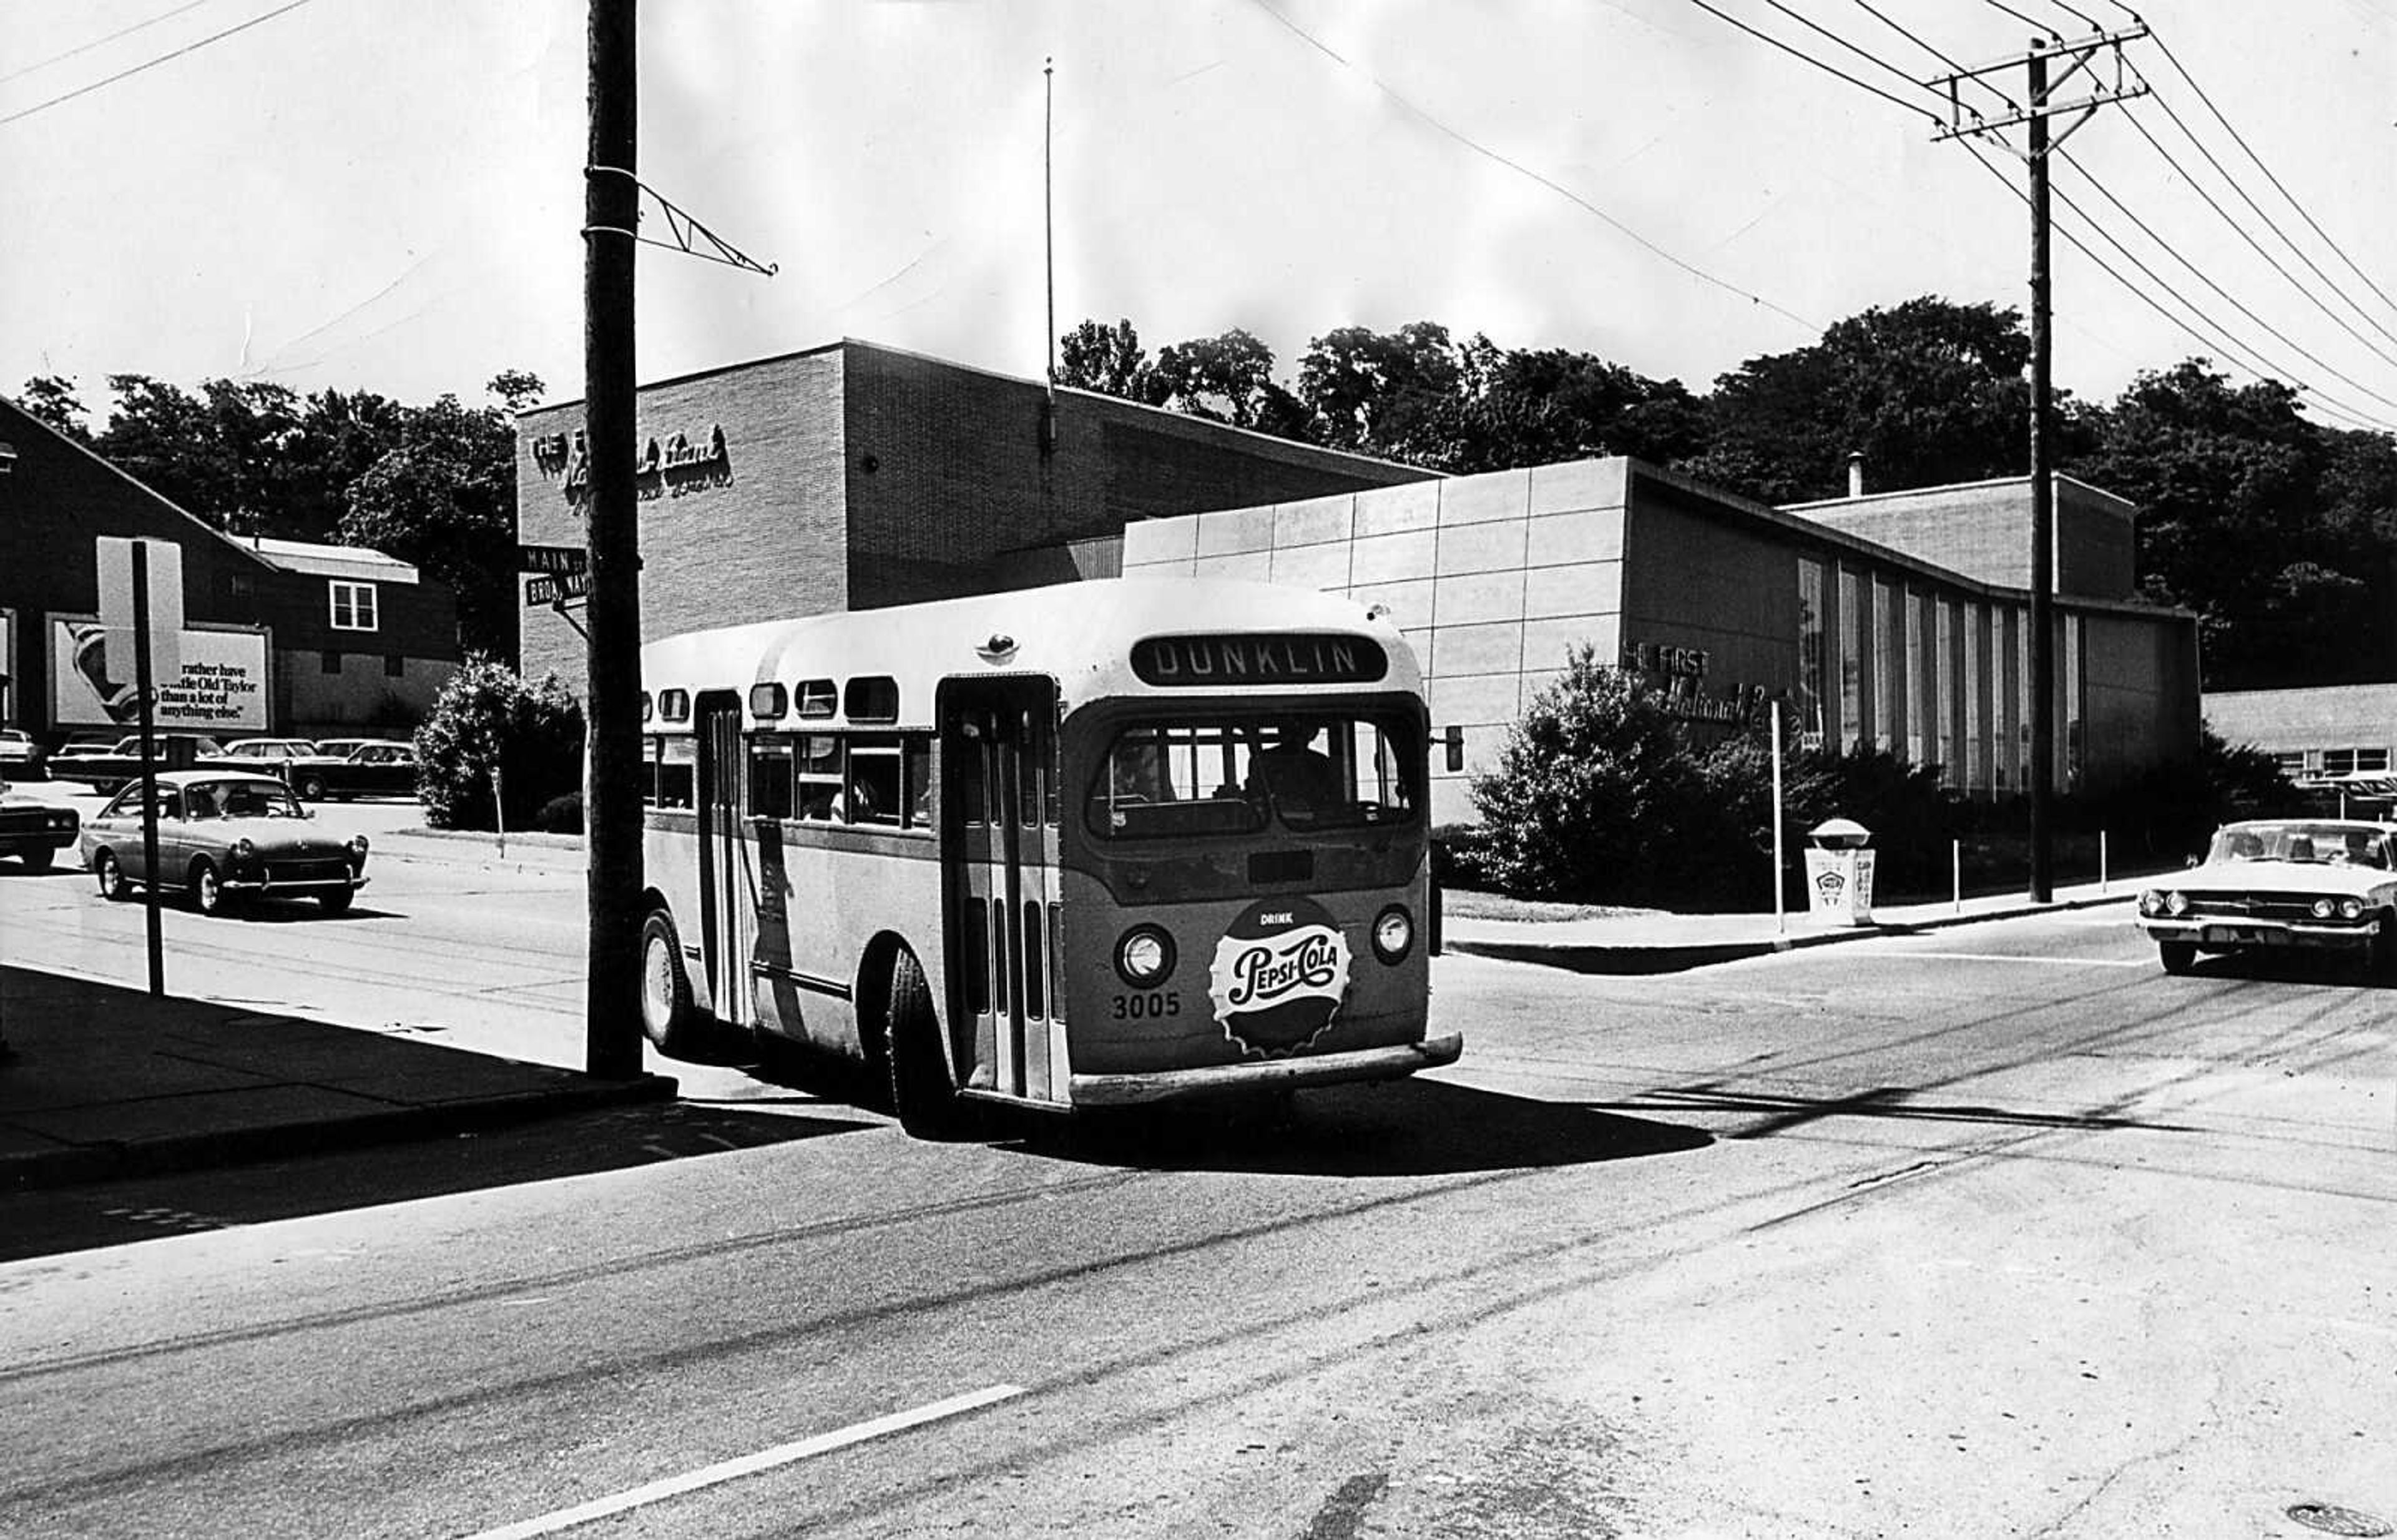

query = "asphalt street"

[{"left": 0, "top": 798, "right": 2391, "bottom": 1539}]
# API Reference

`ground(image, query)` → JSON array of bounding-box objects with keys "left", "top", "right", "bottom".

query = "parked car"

[
  {"left": 2137, "top": 818, "right": 2397, "bottom": 976},
  {"left": 46, "top": 733, "right": 228, "bottom": 795},
  {"left": 0, "top": 728, "right": 48, "bottom": 780},
  {"left": 78, "top": 769, "right": 370, "bottom": 915},
  {"left": 201, "top": 737, "right": 350, "bottom": 796},
  {"left": 313, "top": 736, "right": 409, "bottom": 760},
  {"left": 310, "top": 741, "right": 421, "bottom": 802},
  {"left": 0, "top": 777, "right": 79, "bottom": 871}
]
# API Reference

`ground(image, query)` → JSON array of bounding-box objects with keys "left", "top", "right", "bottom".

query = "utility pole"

[
  {"left": 584, "top": 0, "right": 644, "bottom": 1078},
  {"left": 1928, "top": 24, "right": 2147, "bottom": 904}
]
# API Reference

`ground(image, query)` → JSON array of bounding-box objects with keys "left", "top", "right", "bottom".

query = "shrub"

[
  {"left": 413, "top": 657, "right": 585, "bottom": 831},
  {"left": 536, "top": 791, "right": 585, "bottom": 835},
  {"left": 1468, "top": 646, "right": 1722, "bottom": 903}
]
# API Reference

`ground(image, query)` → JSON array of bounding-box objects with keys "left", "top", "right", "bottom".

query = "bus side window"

[
  {"left": 641, "top": 736, "right": 659, "bottom": 807},
  {"left": 903, "top": 737, "right": 933, "bottom": 829},
  {"left": 657, "top": 736, "right": 697, "bottom": 810},
  {"left": 849, "top": 737, "right": 903, "bottom": 826},
  {"left": 796, "top": 733, "right": 842, "bottom": 820},
  {"left": 748, "top": 736, "right": 794, "bottom": 820}
]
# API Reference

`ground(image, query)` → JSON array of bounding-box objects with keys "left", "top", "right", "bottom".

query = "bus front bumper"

[{"left": 1069, "top": 1032, "right": 1464, "bottom": 1107}]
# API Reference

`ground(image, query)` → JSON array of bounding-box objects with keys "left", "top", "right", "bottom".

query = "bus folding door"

[
  {"left": 694, "top": 692, "right": 757, "bottom": 1032},
  {"left": 941, "top": 680, "right": 1067, "bottom": 1104}
]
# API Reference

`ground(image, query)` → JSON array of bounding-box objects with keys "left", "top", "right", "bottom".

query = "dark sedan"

[
  {"left": 0, "top": 783, "right": 79, "bottom": 871},
  {"left": 47, "top": 733, "right": 228, "bottom": 795},
  {"left": 310, "top": 742, "right": 421, "bottom": 801},
  {"left": 78, "top": 770, "right": 370, "bottom": 915}
]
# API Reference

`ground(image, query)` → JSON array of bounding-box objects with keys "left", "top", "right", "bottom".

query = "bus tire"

[
  {"left": 639, "top": 909, "right": 704, "bottom": 1057},
  {"left": 885, "top": 948, "right": 961, "bottom": 1139}
]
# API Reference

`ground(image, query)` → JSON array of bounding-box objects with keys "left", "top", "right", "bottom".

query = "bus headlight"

[
  {"left": 1372, "top": 905, "right": 1413, "bottom": 963},
  {"left": 1115, "top": 926, "right": 1175, "bottom": 986}
]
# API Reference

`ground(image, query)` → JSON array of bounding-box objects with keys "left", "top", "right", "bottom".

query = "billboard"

[{"left": 50, "top": 618, "right": 268, "bottom": 732}]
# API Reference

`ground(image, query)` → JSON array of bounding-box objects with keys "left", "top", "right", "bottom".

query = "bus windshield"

[{"left": 1087, "top": 710, "right": 1419, "bottom": 839}]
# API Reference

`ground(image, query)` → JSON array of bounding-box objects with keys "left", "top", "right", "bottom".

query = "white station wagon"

[{"left": 2137, "top": 819, "right": 2397, "bottom": 977}]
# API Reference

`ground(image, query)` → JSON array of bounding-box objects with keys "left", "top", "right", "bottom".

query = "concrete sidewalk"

[
  {"left": 0, "top": 965, "right": 674, "bottom": 1192},
  {"left": 1443, "top": 873, "right": 2152, "bottom": 973}
]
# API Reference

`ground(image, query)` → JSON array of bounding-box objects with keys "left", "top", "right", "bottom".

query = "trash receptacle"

[{"left": 1803, "top": 817, "right": 1876, "bottom": 926}]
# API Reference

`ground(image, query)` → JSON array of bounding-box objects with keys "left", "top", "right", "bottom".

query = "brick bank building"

[{"left": 515, "top": 341, "right": 2198, "bottom": 825}]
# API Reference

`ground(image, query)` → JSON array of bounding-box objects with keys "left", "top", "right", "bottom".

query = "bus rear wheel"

[
  {"left": 885, "top": 948, "right": 961, "bottom": 1139},
  {"left": 639, "top": 909, "right": 704, "bottom": 1057}
]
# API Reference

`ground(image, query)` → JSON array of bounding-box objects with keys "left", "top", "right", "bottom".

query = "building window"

[
  {"left": 2063, "top": 614, "right": 2086, "bottom": 792},
  {"left": 2015, "top": 607, "right": 2032, "bottom": 793},
  {"left": 330, "top": 581, "right": 378, "bottom": 632},
  {"left": 321, "top": 649, "right": 342, "bottom": 674},
  {"left": 1871, "top": 576, "right": 1896, "bottom": 753},
  {"left": 1963, "top": 602, "right": 1986, "bottom": 793},
  {"left": 1796, "top": 559, "right": 1826, "bottom": 750},
  {"left": 2360, "top": 749, "right": 2392, "bottom": 773},
  {"left": 1935, "top": 599, "right": 1956, "bottom": 787},
  {"left": 384, "top": 654, "right": 404, "bottom": 679},
  {"left": 1838, "top": 566, "right": 1863, "bottom": 753},
  {"left": 1904, "top": 590, "right": 1926, "bottom": 767}
]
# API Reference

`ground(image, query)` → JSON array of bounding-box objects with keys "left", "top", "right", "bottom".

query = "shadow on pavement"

[
  {"left": 1014, "top": 1077, "right": 1713, "bottom": 1177},
  {"left": 1594, "top": 1082, "right": 2201, "bottom": 1139},
  {"left": 0, "top": 1099, "right": 875, "bottom": 1265},
  {"left": 2177, "top": 951, "right": 2394, "bottom": 988}
]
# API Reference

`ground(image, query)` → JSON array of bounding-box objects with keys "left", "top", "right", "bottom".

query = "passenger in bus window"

[{"left": 1246, "top": 719, "right": 1341, "bottom": 813}]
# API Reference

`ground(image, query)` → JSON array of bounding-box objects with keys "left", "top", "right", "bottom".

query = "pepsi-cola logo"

[{"left": 1208, "top": 896, "right": 1351, "bottom": 1058}]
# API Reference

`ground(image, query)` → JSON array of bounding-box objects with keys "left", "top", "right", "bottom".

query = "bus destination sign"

[{"left": 1131, "top": 633, "right": 1387, "bottom": 687}]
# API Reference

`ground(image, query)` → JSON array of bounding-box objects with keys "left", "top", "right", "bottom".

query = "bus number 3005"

[{"left": 1111, "top": 991, "right": 1182, "bottom": 1020}]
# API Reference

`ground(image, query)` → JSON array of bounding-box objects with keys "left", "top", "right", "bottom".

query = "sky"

[{"left": 2, "top": 0, "right": 2393, "bottom": 434}]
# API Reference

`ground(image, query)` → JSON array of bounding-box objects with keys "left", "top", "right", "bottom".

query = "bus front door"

[
  {"left": 694, "top": 692, "right": 755, "bottom": 1032},
  {"left": 942, "top": 679, "right": 1066, "bottom": 1104}
]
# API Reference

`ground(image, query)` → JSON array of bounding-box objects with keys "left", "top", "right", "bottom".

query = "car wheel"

[
  {"left": 885, "top": 948, "right": 963, "bottom": 1139},
  {"left": 638, "top": 909, "right": 705, "bottom": 1057},
  {"left": 2158, "top": 940, "right": 2197, "bottom": 975},
  {"left": 19, "top": 845, "right": 54, "bottom": 873},
  {"left": 190, "top": 860, "right": 232, "bottom": 917},
  {"left": 296, "top": 774, "right": 328, "bottom": 801},
  {"left": 94, "top": 850, "right": 129, "bottom": 900},
  {"left": 318, "top": 887, "right": 356, "bottom": 915}
]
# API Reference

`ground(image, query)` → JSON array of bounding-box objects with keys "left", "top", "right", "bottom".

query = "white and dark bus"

[{"left": 635, "top": 577, "right": 1458, "bottom": 1134}]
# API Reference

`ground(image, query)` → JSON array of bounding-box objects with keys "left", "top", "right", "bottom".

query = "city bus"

[{"left": 635, "top": 576, "right": 1459, "bottom": 1135}]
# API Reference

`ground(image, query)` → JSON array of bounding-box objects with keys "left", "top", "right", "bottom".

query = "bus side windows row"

[{"left": 746, "top": 732, "right": 932, "bottom": 830}]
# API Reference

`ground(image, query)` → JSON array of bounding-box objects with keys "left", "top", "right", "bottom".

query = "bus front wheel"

[
  {"left": 639, "top": 910, "right": 703, "bottom": 1057},
  {"left": 885, "top": 949, "right": 961, "bottom": 1139}
]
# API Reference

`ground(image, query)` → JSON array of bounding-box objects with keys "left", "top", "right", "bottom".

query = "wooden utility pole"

[
  {"left": 1928, "top": 26, "right": 2147, "bottom": 904},
  {"left": 584, "top": 0, "right": 644, "bottom": 1077}
]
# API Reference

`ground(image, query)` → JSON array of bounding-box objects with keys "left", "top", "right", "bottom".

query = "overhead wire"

[
  {"left": 1246, "top": 0, "right": 1821, "bottom": 331},
  {"left": 0, "top": 0, "right": 315, "bottom": 127},
  {"left": 1959, "top": 140, "right": 2396, "bottom": 433},
  {"left": 2119, "top": 94, "right": 2397, "bottom": 361},
  {"left": 0, "top": 0, "right": 217, "bottom": 87},
  {"left": 1678, "top": 0, "right": 1944, "bottom": 126},
  {"left": 1846, "top": 0, "right": 2016, "bottom": 110},
  {"left": 2145, "top": 32, "right": 2397, "bottom": 328}
]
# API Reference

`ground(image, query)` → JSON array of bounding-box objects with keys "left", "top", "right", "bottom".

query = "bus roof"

[{"left": 640, "top": 577, "right": 1423, "bottom": 729}]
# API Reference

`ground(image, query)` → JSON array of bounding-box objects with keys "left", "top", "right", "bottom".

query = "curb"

[
  {"left": 1446, "top": 889, "right": 2137, "bottom": 974},
  {"left": 0, "top": 1071, "right": 678, "bottom": 1194}
]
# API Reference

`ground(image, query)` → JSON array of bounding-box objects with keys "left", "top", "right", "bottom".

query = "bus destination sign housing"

[{"left": 1131, "top": 633, "right": 1387, "bottom": 688}]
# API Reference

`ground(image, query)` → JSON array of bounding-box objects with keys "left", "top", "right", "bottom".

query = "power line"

[
  {"left": 2147, "top": 32, "right": 2397, "bottom": 328},
  {"left": 1678, "top": 0, "right": 1944, "bottom": 126},
  {"left": 1974, "top": 0, "right": 2055, "bottom": 32},
  {"left": 1752, "top": 0, "right": 1954, "bottom": 105},
  {"left": 2120, "top": 94, "right": 2397, "bottom": 363},
  {"left": 2058, "top": 143, "right": 2397, "bottom": 404},
  {"left": 0, "top": 0, "right": 217, "bottom": 87},
  {"left": 1846, "top": 0, "right": 2016, "bottom": 110},
  {"left": 1963, "top": 142, "right": 2397, "bottom": 433},
  {"left": 1246, "top": 0, "right": 1820, "bottom": 331},
  {"left": 0, "top": 0, "right": 315, "bottom": 129}
]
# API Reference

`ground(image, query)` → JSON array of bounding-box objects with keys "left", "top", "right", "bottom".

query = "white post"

[
  {"left": 1953, "top": 839, "right": 1963, "bottom": 913},
  {"left": 491, "top": 763, "right": 507, "bottom": 860},
  {"left": 1771, "top": 705, "right": 1787, "bottom": 935}
]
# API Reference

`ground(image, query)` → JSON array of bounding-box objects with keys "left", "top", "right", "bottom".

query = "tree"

[
  {"left": 1680, "top": 297, "right": 2036, "bottom": 504},
  {"left": 338, "top": 375, "right": 536, "bottom": 663},
  {"left": 413, "top": 657, "right": 585, "bottom": 831},
  {"left": 1296, "top": 321, "right": 1466, "bottom": 465},
  {"left": 16, "top": 375, "right": 93, "bottom": 443},
  {"left": 1456, "top": 345, "right": 1709, "bottom": 474},
  {"left": 1150, "top": 328, "right": 1290, "bottom": 430},
  {"left": 1056, "top": 318, "right": 1161, "bottom": 401}
]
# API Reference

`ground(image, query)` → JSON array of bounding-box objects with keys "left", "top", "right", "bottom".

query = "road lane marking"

[
  {"left": 460, "top": 1383, "right": 1028, "bottom": 1539},
  {"left": 1853, "top": 950, "right": 2151, "bottom": 968}
]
